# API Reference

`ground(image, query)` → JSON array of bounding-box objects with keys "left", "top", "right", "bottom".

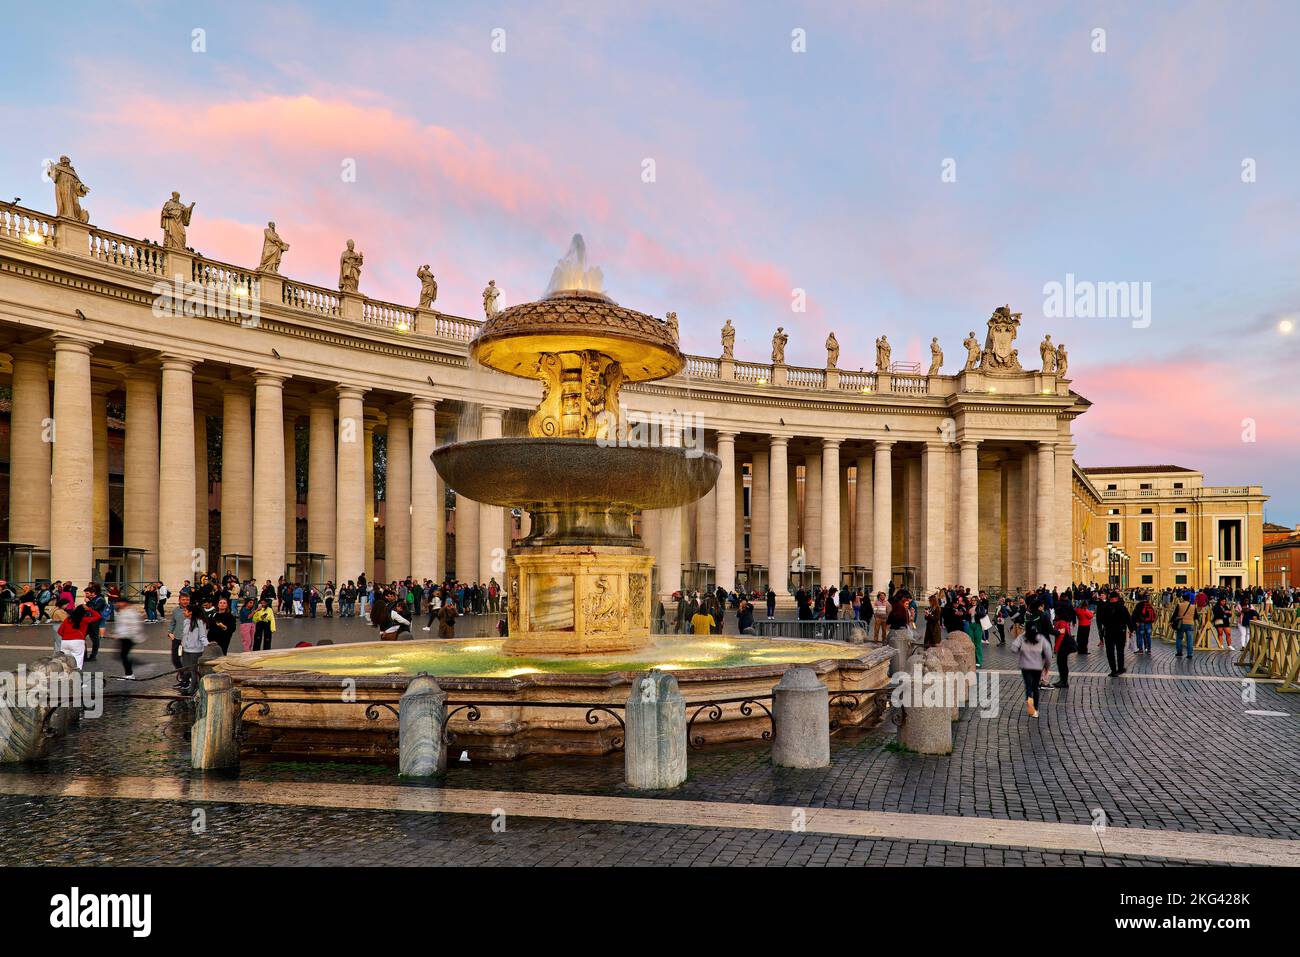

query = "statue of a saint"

[
  {"left": 721, "top": 319, "right": 735, "bottom": 359},
  {"left": 771, "top": 327, "right": 788, "bottom": 365},
  {"left": 666, "top": 311, "right": 679, "bottom": 342},
  {"left": 928, "top": 337, "right": 943, "bottom": 376},
  {"left": 874, "top": 335, "right": 891, "bottom": 373},
  {"left": 258, "top": 221, "right": 289, "bottom": 274},
  {"left": 160, "top": 191, "right": 195, "bottom": 250},
  {"left": 417, "top": 264, "right": 438, "bottom": 308},
  {"left": 338, "top": 239, "right": 364, "bottom": 293},
  {"left": 482, "top": 279, "right": 501, "bottom": 318},
  {"left": 1055, "top": 343, "right": 1068, "bottom": 379},
  {"left": 963, "top": 331, "right": 982, "bottom": 370},
  {"left": 48, "top": 156, "right": 89, "bottom": 223},
  {"left": 1040, "top": 334, "right": 1056, "bottom": 374},
  {"left": 825, "top": 332, "right": 840, "bottom": 369}
]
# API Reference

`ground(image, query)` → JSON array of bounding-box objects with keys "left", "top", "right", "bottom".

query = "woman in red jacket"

[
  {"left": 56, "top": 602, "right": 101, "bottom": 669},
  {"left": 1075, "top": 604, "right": 1095, "bottom": 655}
]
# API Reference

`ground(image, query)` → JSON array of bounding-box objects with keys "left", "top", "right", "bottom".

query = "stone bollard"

[
  {"left": 941, "top": 633, "right": 977, "bottom": 707},
  {"left": 929, "top": 644, "right": 960, "bottom": 720},
  {"left": 399, "top": 674, "right": 447, "bottom": 777},
  {"left": 624, "top": 671, "right": 687, "bottom": 789},
  {"left": 898, "top": 648, "right": 953, "bottom": 755},
  {"left": 771, "top": 667, "right": 830, "bottom": 768},
  {"left": 191, "top": 673, "right": 239, "bottom": 770}
]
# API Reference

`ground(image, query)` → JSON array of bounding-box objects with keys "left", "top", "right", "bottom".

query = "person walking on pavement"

[
  {"left": 1095, "top": 589, "right": 1133, "bottom": 677},
  {"left": 111, "top": 595, "right": 145, "bottom": 679},
  {"left": 1011, "top": 613, "right": 1053, "bottom": 718}
]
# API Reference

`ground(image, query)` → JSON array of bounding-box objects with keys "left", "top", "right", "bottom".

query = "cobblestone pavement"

[
  {"left": 1, "top": 624, "right": 1297, "bottom": 865},
  {"left": 0, "top": 795, "right": 1203, "bottom": 867}
]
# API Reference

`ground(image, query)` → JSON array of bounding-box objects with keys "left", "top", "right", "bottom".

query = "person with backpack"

[{"left": 1011, "top": 610, "right": 1053, "bottom": 718}]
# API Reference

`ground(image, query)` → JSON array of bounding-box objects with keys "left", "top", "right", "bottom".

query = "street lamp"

[
  {"left": 1207, "top": 554, "right": 1215, "bottom": 589},
  {"left": 1254, "top": 555, "right": 1261, "bottom": 588}
]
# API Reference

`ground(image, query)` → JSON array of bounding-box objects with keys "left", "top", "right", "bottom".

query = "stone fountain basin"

[
  {"left": 432, "top": 437, "right": 720, "bottom": 509},
  {"left": 207, "top": 638, "right": 894, "bottom": 761}
]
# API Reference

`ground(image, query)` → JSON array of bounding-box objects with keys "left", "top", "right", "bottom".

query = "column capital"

[
  {"left": 119, "top": 364, "right": 159, "bottom": 385},
  {"left": 923, "top": 440, "right": 948, "bottom": 453},
  {"left": 160, "top": 354, "right": 199, "bottom": 374},
  {"left": 410, "top": 396, "right": 439, "bottom": 412},
  {"left": 250, "top": 368, "right": 285, "bottom": 387},
  {"left": 7, "top": 341, "right": 51, "bottom": 363},
  {"left": 873, "top": 438, "right": 895, "bottom": 451},
  {"left": 386, "top": 399, "right": 412, "bottom": 420},
  {"left": 821, "top": 437, "right": 841, "bottom": 451},
  {"left": 308, "top": 389, "right": 335, "bottom": 410},
  {"left": 1037, "top": 440, "right": 1056, "bottom": 452},
  {"left": 960, "top": 438, "right": 981, "bottom": 451},
  {"left": 50, "top": 332, "right": 98, "bottom": 354},
  {"left": 769, "top": 434, "right": 790, "bottom": 448},
  {"left": 714, "top": 429, "right": 737, "bottom": 442},
  {"left": 336, "top": 384, "right": 367, "bottom": 402}
]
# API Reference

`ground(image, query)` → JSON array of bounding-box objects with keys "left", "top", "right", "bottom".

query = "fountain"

[{"left": 210, "top": 238, "right": 892, "bottom": 760}]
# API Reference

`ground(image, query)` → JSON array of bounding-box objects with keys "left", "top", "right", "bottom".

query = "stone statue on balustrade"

[
  {"left": 928, "top": 337, "right": 943, "bottom": 375},
  {"left": 1056, "top": 343, "right": 1069, "bottom": 378},
  {"left": 47, "top": 156, "right": 89, "bottom": 223},
  {"left": 258, "top": 221, "right": 289, "bottom": 274},
  {"left": 338, "top": 239, "right": 364, "bottom": 293},
  {"left": 771, "top": 327, "right": 788, "bottom": 364},
  {"left": 978, "top": 305, "right": 1023, "bottom": 372},
  {"left": 666, "top": 311, "right": 679, "bottom": 342},
  {"left": 962, "top": 331, "right": 982, "bottom": 370},
  {"left": 1039, "top": 334, "right": 1056, "bottom": 374},
  {"left": 417, "top": 264, "right": 438, "bottom": 308},
  {"left": 721, "top": 319, "right": 735, "bottom": 359},
  {"left": 160, "top": 191, "right": 195, "bottom": 250},
  {"left": 825, "top": 331, "right": 840, "bottom": 369},
  {"left": 874, "top": 335, "right": 891, "bottom": 372},
  {"left": 482, "top": 279, "right": 501, "bottom": 318}
]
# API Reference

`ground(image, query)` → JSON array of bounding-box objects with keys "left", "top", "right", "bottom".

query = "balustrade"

[{"left": 0, "top": 206, "right": 57, "bottom": 247}]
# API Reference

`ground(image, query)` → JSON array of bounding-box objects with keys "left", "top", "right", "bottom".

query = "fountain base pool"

[{"left": 207, "top": 637, "right": 894, "bottom": 761}]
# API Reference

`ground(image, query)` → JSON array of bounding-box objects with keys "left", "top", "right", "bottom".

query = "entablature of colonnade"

[{"left": 2, "top": 197, "right": 1088, "bottom": 433}]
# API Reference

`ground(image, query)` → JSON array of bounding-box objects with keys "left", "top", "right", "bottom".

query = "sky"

[{"left": 3, "top": 0, "right": 1299, "bottom": 523}]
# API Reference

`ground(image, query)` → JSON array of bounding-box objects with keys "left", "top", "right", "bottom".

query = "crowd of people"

[{"left": 0, "top": 571, "right": 1290, "bottom": 712}]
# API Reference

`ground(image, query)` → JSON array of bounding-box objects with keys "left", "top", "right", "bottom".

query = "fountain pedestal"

[{"left": 505, "top": 545, "right": 654, "bottom": 655}]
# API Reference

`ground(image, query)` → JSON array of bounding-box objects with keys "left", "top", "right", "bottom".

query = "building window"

[
  {"left": 1173, "top": 482, "right": 1184, "bottom": 489},
  {"left": 1174, "top": 507, "right": 1187, "bottom": 513},
  {"left": 1173, "top": 521, "right": 1188, "bottom": 542},
  {"left": 1174, "top": 551, "right": 1188, "bottom": 564},
  {"left": 1140, "top": 521, "right": 1154, "bottom": 542},
  {"left": 1108, "top": 508, "right": 1120, "bottom": 516},
  {"left": 1140, "top": 507, "right": 1153, "bottom": 514},
  {"left": 1139, "top": 483, "right": 1153, "bottom": 490},
  {"left": 1175, "top": 574, "right": 1188, "bottom": 585},
  {"left": 1108, "top": 522, "right": 1120, "bottom": 543},
  {"left": 1140, "top": 552, "right": 1154, "bottom": 563},
  {"left": 1106, "top": 484, "right": 1117, "bottom": 491},
  {"left": 1141, "top": 574, "right": 1154, "bottom": 585}
]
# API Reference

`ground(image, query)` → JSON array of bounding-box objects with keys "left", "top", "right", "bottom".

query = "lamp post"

[
  {"left": 1207, "top": 554, "right": 1215, "bottom": 590},
  {"left": 1254, "top": 555, "right": 1261, "bottom": 588}
]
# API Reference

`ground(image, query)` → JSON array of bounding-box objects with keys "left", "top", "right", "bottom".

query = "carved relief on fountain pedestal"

[{"left": 528, "top": 350, "right": 625, "bottom": 439}]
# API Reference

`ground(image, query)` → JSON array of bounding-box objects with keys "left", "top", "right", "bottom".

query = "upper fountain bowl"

[
  {"left": 432, "top": 437, "right": 719, "bottom": 510},
  {"left": 471, "top": 289, "right": 682, "bottom": 382}
]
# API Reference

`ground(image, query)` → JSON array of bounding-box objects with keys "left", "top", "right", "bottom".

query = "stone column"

[
  {"left": 820, "top": 439, "right": 841, "bottom": 590},
  {"left": 478, "top": 407, "right": 505, "bottom": 586},
  {"left": 364, "top": 414, "right": 377, "bottom": 581},
  {"left": 905, "top": 455, "right": 922, "bottom": 575},
  {"left": 195, "top": 403, "right": 210, "bottom": 564},
  {"left": 734, "top": 461, "right": 745, "bottom": 571},
  {"left": 854, "top": 455, "right": 872, "bottom": 572},
  {"left": 768, "top": 436, "right": 789, "bottom": 600},
  {"left": 1055, "top": 441, "right": 1076, "bottom": 587},
  {"left": 307, "top": 395, "right": 336, "bottom": 582},
  {"left": 803, "top": 451, "right": 822, "bottom": 572},
  {"left": 751, "top": 448, "right": 769, "bottom": 571},
  {"left": 158, "top": 355, "right": 197, "bottom": 592},
  {"left": 91, "top": 381, "right": 111, "bottom": 552},
  {"left": 696, "top": 481, "right": 716, "bottom": 570},
  {"left": 409, "top": 398, "right": 439, "bottom": 582},
  {"left": 454, "top": 410, "right": 478, "bottom": 583},
  {"left": 714, "top": 431, "right": 737, "bottom": 591},
  {"left": 386, "top": 403, "right": 412, "bottom": 581},
  {"left": 920, "top": 442, "right": 947, "bottom": 595},
  {"left": 283, "top": 413, "right": 298, "bottom": 567},
  {"left": 122, "top": 369, "right": 160, "bottom": 582},
  {"left": 251, "top": 373, "right": 286, "bottom": 586},
  {"left": 1036, "top": 442, "right": 1056, "bottom": 588},
  {"left": 219, "top": 385, "right": 252, "bottom": 578},
  {"left": 49, "top": 336, "right": 96, "bottom": 584},
  {"left": 7, "top": 346, "right": 52, "bottom": 579},
  {"left": 958, "top": 439, "right": 980, "bottom": 591},
  {"left": 872, "top": 441, "right": 893, "bottom": 595},
  {"left": 334, "top": 386, "right": 367, "bottom": 585}
]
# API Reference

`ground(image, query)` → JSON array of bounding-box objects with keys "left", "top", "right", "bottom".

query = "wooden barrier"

[{"left": 1239, "top": 621, "right": 1300, "bottom": 692}]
